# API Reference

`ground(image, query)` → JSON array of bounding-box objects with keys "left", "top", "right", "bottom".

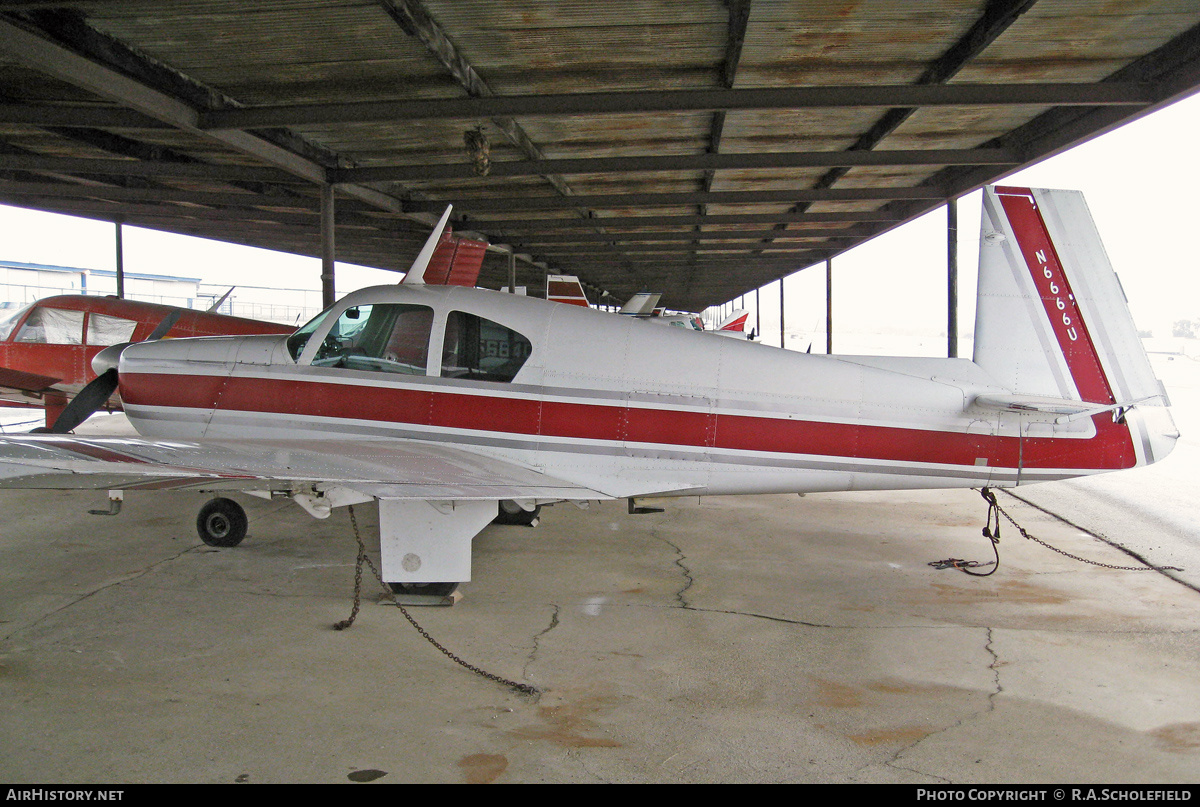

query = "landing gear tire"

[
  {"left": 494, "top": 500, "right": 541, "bottom": 526},
  {"left": 196, "top": 497, "right": 248, "bottom": 548},
  {"left": 387, "top": 582, "right": 459, "bottom": 598}
]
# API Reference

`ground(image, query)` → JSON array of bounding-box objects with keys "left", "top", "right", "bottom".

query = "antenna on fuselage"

[{"left": 401, "top": 205, "right": 453, "bottom": 286}]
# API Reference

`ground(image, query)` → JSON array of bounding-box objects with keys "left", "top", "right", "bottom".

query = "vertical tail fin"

[
  {"left": 974, "top": 186, "right": 1166, "bottom": 407},
  {"left": 716, "top": 309, "right": 750, "bottom": 336},
  {"left": 972, "top": 186, "right": 1177, "bottom": 470},
  {"left": 424, "top": 232, "right": 488, "bottom": 287},
  {"left": 619, "top": 292, "right": 661, "bottom": 316},
  {"left": 546, "top": 274, "right": 591, "bottom": 306},
  {"left": 401, "top": 205, "right": 453, "bottom": 286}
]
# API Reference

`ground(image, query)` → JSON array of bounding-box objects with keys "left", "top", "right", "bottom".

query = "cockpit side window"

[
  {"left": 13, "top": 307, "right": 84, "bottom": 345},
  {"left": 309, "top": 304, "right": 433, "bottom": 375},
  {"left": 441, "top": 310, "right": 532, "bottom": 383}
]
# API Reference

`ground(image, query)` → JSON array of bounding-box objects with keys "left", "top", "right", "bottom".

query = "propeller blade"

[
  {"left": 146, "top": 310, "right": 182, "bottom": 341},
  {"left": 43, "top": 369, "right": 119, "bottom": 434}
]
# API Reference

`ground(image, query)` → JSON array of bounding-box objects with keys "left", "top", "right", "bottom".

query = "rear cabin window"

[
  {"left": 310, "top": 304, "right": 433, "bottom": 375},
  {"left": 14, "top": 307, "right": 84, "bottom": 344},
  {"left": 440, "top": 311, "right": 532, "bottom": 383},
  {"left": 85, "top": 313, "right": 138, "bottom": 345}
]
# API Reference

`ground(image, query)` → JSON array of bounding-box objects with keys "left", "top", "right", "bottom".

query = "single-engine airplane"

[
  {"left": 0, "top": 230, "right": 489, "bottom": 431},
  {"left": 0, "top": 188, "right": 1178, "bottom": 599}
]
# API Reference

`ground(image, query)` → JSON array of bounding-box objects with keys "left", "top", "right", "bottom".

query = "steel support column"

[
  {"left": 947, "top": 198, "right": 959, "bottom": 358},
  {"left": 825, "top": 258, "right": 833, "bottom": 354},
  {"left": 320, "top": 183, "right": 336, "bottom": 308},
  {"left": 755, "top": 287, "right": 760, "bottom": 340},
  {"left": 114, "top": 220, "right": 124, "bottom": 299},
  {"left": 779, "top": 278, "right": 785, "bottom": 349}
]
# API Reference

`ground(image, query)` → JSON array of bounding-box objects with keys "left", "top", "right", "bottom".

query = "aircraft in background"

[
  {"left": 546, "top": 274, "right": 592, "bottom": 307},
  {"left": 650, "top": 308, "right": 752, "bottom": 339},
  {"left": 0, "top": 189, "right": 1177, "bottom": 602},
  {"left": 0, "top": 231, "right": 490, "bottom": 430},
  {"left": 548, "top": 276, "right": 752, "bottom": 339},
  {"left": 0, "top": 295, "right": 293, "bottom": 429}
]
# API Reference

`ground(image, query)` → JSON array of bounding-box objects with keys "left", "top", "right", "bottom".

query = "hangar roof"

[{"left": 1, "top": 1, "right": 1198, "bottom": 312}]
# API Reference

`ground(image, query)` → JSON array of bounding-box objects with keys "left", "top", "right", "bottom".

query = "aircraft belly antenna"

[{"left": 401, "top": 205, "right": 454, "bottom": 286}]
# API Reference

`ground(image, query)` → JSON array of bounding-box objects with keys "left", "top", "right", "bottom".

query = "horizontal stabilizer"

[
  {"left": 619, "top": 292, "right": 661, "bottom": 316},
  {"left": 972, "top": 392, "right": 1166, "bottom": 423}
]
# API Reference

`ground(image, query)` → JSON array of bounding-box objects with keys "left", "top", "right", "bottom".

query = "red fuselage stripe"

[{"left": 120, "top": 372, "right": 1136, "bottom": 471}]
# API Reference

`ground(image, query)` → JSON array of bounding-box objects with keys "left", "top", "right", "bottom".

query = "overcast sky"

[{"left": 2, "top": 91, "right": 1198, "bottom": 351}]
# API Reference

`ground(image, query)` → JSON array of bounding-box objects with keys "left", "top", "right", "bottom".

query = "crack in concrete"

[
  {"left": 1, "top": 542, "right": 204, "bottom": 642},
  {"left": 524, "top": 604, "right": 560, "bottom": 682},
  {"left": 657, "top": 533, "right": 695, "bottom": 608},
  {"left": 878, "top": 625, "right": 1005, "bottom": 783},
  {"left": 683, "top": 605, "right": 839, "bottom": 629},
  {"left": 648, "top": 518, "right": 843, "bottom": 627},
  {"left": 646, "top": 510, "right": 695, "bottom": 608}
]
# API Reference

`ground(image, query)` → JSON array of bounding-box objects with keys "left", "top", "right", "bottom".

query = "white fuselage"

[{"left": 115, "top": 283, "right": 1171, "bottom": 501}]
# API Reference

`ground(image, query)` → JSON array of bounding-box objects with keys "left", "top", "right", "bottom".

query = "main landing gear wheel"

[
  {"left": 196, "top": 497, "right": 248, "bottom": 548},
  {"left": 387, "top": 582, "right": 460, "bottom": 597},
  {"left": 494, "top": 500, "right": 541, "bottom": 526}
]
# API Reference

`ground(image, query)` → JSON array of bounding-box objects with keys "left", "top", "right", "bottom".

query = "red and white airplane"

[
  {"left": 0, "top": 231, "right": 489, "bottom": 431},
  {"left": 0, "top": 188, "right": 1178, "bottom": 598}
]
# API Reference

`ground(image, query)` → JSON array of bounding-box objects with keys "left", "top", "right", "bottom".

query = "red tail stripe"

[{"left": 996, "top": 189, "right": 1114, "bottom": 404}]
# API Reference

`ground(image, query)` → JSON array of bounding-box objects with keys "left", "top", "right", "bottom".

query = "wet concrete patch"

[
  {"left": 458, "top": 753, "right": 508, "bottom": 784},
  {"left": 1148, "top": 722, "right": 1200, "bottom": 753},
  {"left": 508, "top": 689, "right": 623, "bottom": 749}
]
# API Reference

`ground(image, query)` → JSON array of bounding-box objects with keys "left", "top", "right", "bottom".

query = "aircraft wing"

[
  {"left": 0, "top": 434, "right": 621, "bottom": 501},
  {"left": 0, "top": 366, "right": 61, "bottom": 394}
]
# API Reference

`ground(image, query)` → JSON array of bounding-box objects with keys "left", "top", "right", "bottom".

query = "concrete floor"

[{"left": 2, "top": 475, "right": 1199, "bottom": 783}]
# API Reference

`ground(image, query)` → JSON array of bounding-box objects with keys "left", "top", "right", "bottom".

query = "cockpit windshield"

[
  {"left": 286, "top": 307, "right": 335, "bottom": 360},
  {"left": 0, "top": 303, "right": 33, "bottom": 342},
  {"left": 304, "top": 303, "right": 434, "bottom": 375}
]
